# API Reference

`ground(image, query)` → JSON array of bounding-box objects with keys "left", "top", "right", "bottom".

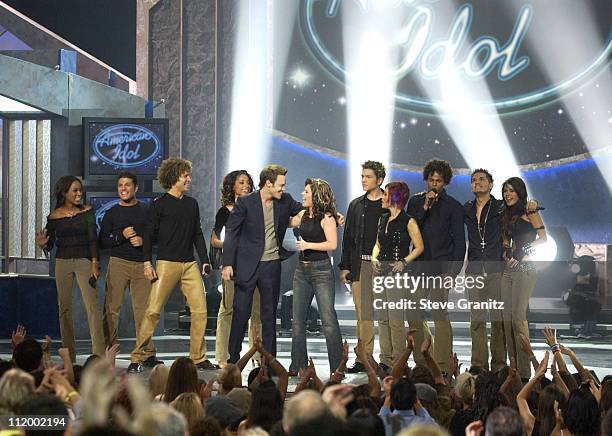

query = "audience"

[{"left": 0, "top": 324, "right": 608, "bottom": 436}]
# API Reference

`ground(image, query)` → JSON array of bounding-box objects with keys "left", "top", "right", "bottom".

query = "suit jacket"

[{"left": 222, "top": 190, "right": 303, "bottom": 283}]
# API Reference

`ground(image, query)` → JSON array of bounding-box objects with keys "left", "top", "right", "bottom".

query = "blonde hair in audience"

[
  {"left": 170, "top": 392, "right": 203, "bottom": 428},
  {"left": 149, "top": 363, "right": 170, "bottom": 399}
]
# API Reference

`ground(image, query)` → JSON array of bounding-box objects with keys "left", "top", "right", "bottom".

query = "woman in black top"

[
  {"left": 371, "top": 182, "right": 423, "bottom": 369},
  {"left": 289, "top": 178, "right": 343, "bottom": 373},
  {"left": 35, "top": 176, "right": 104, "bottom": 362},
  {"left": 500, "top": 176, "right": 547, "bottom": 380},
  {"left": 212, "top": 170, "right": 261, "bottom": 368}
]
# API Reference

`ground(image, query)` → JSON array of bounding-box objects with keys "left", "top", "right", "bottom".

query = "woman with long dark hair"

[
  {"left": 288, "top": 178, "right": 343, "bottom": 374},
  {"left": 213, "top": 170, "right": 261, "bottom": 368},
  {"left": 500, "top": 176, "right": 547, "bottom": 380},
  {"left": 163, "top": 357, "right": 200, "bottom": 403},
  {"left": 35, "top": 176, "right": 104, "bottom": 362}
]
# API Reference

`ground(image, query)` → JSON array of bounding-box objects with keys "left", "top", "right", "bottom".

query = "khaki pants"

[
  {"left": 404, "top": 286, "right": 430, "bottom": 367},
  {"left": 501, "top": 267, "right": 537, "bottom": 379},
  {"left": 428, "top": 277, "right": 453, "bottom": 373},
  {"left": 103, "top": 256, "right": 154, "bottom": 354},
  {"left": 351, "top": 260, "right": 375, "bottom": 361},
  {"left": 131, "top": 260, "right": 208, "bottom": 364},
  {"left": 215, "top": 279, "right": 261, "bottom": 364},
  {"left": 468, "top": 272, "right": 506, "bottom": 372},
  {"left": 55, "top": 258, "right": 105, "bottom": 362},
  {"left": 377, "top": 275, "right": 407, "bottom": 367}
]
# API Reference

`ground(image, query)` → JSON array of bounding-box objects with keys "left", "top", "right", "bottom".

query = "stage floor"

[{"left": 1, "top": 324, "right": 610, "bottom": 390}]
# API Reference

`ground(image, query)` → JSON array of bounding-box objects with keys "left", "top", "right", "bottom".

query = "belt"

[{"left": 361, "top": 255, "right": 372, "bottom": 261}]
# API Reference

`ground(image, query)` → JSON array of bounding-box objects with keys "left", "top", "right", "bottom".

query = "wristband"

[
  {"left": 64, "top": 390, "right": 79, "bottom": 402},
  {"left": 550, "top": 343, "right": 561, "bottom": 354}
]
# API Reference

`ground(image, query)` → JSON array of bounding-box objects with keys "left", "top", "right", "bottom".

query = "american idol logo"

[
  {"left": 300, "top": 0, "right": 612, "bottom": 112},
  {"left": 92, "top": 124, "right": 161, "bottom": 168},
  {"left": 94, "top": 199, "right": 120, "bottom": 231}
]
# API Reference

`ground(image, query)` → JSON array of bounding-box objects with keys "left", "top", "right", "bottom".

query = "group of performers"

[{"left": 35, "top": 157, "right": 546, "bottom": 380}]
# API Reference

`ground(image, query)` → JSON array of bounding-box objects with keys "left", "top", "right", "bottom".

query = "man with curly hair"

[
  {"left": 338, "top": 160, "right": 387, "bottom": 373},
  {"left": 406, "top": 159, "right": 465, "bottom": 373},
  {"left": 128, "top": 157, "right": 214, "bottom": 372}
]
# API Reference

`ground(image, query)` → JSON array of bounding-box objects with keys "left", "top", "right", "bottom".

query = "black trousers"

[{"left": 228, "top": 259, "right": 281, "bottom": 363}]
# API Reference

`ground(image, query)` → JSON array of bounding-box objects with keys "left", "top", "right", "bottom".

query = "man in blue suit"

[{"left": 221, "top": 164, "right": 303, "bottom": 362}]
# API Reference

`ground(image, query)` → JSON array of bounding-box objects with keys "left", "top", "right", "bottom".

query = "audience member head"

[
  {"left": 601, "top": 379, "right": 612, "bottom": 414},
  {"left": 149, "top": 363, "right": 170, "bottom": 399},
  {"left": 290, "top": 413, "right": 349, "bottom": 436},
  {"left": 226, "top": 387, "right": 252, "bottom": 415},
  {"left": 13, "top": 338, "right": 43, "bottom": 372},
  {"left": 473, "top": 371, "right": 502, "bottom": 425},
  {"left": 602, "top": 407, "right": 612, "bottom": 436},
  {"left": 219, "top": 364, "right": 242, "bottom": 394},
  {"left": 205, "top": 395, "right": 244, "bottom": 430},
  {"left": 0, "top": 368, "right": 35, "bottom": 414},
  {"left": 536, "top": 384, "right": 567, "bottom": 436},
  {"left": 469, "top": 365, "right": 485, "bottom": 377},
  {"left": 247, "top": 367, "right": 263, "bottom": 389},
  {"left": 164, "top": 357, "right": 199, "bottom": 403},
  {"left": 190, "top": 416, "right": 223, "bottom": 436},
  {"left": 150, "top": 402, "right": 188, "bottom": 436},
  {"left": 246, "top": 379, "right": 283, "bottom": 432},
  {"left": 171, "top": 392, "right": 203, "bottom": 429},
  {"left": 453, "top": 372, "right": 475, "bottom": 408},
  {"left": 411, "top": 364, "right": 435, "bottom": 387},
  {"left": 398, "top": 425, "right": 449, "bottom": 436},
  {"left": 283, "top": 390, "right": 329, "bottom": 433},
  {"left": 20, "top": 393, "right": 68, "bottom": 436},
  {"left": 564, "top": 383, "right": 600, "bottom": 436},
  {"left": 346, "top": 408, "right": 385, "bottom": 436},
  {"left": 0, "top": 360, "right": 13, "bottom": 380},
  {"left": 484, "top": 406, "right": 525, "bottom": 436},
  {"left": 391, "top": 378, "right": 418, "bottom": 411}
]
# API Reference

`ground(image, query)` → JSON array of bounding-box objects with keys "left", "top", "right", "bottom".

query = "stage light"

[
  {"left": 228, "top": 0, "right": 297, "bottom": 175},
  {"left": 228, "top": 0, "right": 270, "bottom": 175},
  {"left": 406, "top": 0, "right": 522, "bottom": 195},
  {"left": 342, "top": 5, "right": 403, "bottom": 198},
  {"left": 531, "top": 235, "right": 558, "bottom": 263},
  {"left": 503, "top": 1, "right": 612, "bottom": 192}
]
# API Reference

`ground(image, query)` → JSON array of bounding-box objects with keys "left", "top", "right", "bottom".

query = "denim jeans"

[{"left": 290, "top": 259, "right": 343, "bottom": 372}]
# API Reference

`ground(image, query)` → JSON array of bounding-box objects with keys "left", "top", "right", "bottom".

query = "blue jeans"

[{"left": 290, "top": 259, "right": 343, "bottom": 372}]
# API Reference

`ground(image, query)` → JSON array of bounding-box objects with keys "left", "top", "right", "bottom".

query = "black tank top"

[
  {"left": 377, "top": 210, "right": 412, "bottom": 261},
  {"left": 300, "top": 214, "right": 329, "bottom": 261},
  {"left": 512, "top": 217, "right": 537, "bottom": 253}
]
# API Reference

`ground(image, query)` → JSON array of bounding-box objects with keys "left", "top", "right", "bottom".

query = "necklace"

[{"left": 477, "top": 199, "right": 492, "bottom": 250}]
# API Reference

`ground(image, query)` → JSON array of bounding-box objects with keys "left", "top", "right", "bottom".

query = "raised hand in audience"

[
  {"left": 322, "top": 383, "right": 354, "bottom": 421},
  {"left": 517, "top": 351, "right": 549, "bottom": 435},
  {"left": 354, "top": 339, "right": 381, "bottom": 397},
  {"left": 200, "top": 378, "right": 215, "bottom": 402},
  {"left": 391, "top": 329, "right": 416, "bottom": 380},
  {"left": 11, "top": 324, "right": 26, "bottom": 349},
  {"left": 105, "top": 343, "right": 120, "bottom": 367},
  {"left": 465, "top": 420, "right": 484, "bottom": 436},
  {"left": 330, "top": 340, "right": 349, "bottom": 382}
]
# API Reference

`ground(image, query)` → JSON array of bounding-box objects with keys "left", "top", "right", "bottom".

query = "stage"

[{"left": 2, "top": 321, "right": 610, "bottom": 388}]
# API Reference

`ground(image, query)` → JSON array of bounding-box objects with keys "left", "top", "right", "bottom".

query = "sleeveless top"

[
  {"left": 511, "top": 217, "right": 537, "bottom": 255},
  {"left": 300, "top": 214, "right": 328, "bottom": 261},
  {"left": 377, "top": 210, "right": 412, "bottom": 261}
]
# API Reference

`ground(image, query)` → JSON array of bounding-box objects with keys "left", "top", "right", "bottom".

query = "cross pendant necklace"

[{"left": 477, "top": 199, "right": 492, "bottom": 251}]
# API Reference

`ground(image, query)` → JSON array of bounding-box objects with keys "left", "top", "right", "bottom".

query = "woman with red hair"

[{"left": 371, "top": 182, "right": 424, "bottom": 371}]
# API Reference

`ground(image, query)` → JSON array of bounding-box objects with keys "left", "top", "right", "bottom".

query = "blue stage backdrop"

[
  {"left": 271, "top": 136, "right": 612, "bottom": 244},
  {"left": 266, "top": 0, "right": 611, "bottom": 245}
]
